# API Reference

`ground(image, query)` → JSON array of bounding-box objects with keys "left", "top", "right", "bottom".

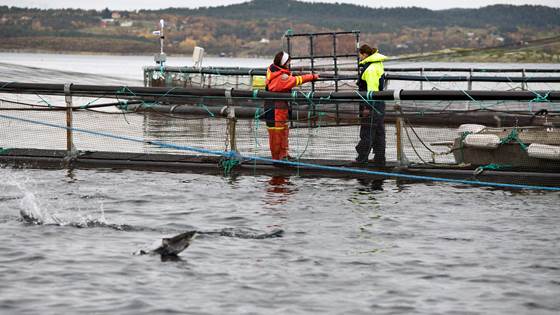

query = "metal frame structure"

[{"left": 284, "top": 31, "right": 360, "bottom": 92}]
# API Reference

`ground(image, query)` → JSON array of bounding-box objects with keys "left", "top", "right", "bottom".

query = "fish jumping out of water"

[
  {"left": 135, "top": 231, "right": 197, "bottom": 258},
  {"left": 20, "top": 208, "right": 43, "bottom": 225},
  {"left": 19, "top": 207, "right": 62, "bottom": 225}
]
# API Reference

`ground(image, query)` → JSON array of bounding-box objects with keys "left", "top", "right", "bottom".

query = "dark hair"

[
  {"left": 359, "top": 44, "right": 378, "bottom": 56},
  {"left": 273, "top": 51, "right": 289, "bottom": 67}
]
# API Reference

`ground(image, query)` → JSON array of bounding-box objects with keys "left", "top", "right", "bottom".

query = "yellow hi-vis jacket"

[{"left": 358, "top": 52, "right": 387, "bottom": 92}]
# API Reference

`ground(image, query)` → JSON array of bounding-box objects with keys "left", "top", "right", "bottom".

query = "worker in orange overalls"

[{"left": 264, "top": 51, "right": 319, "bottom": 160}]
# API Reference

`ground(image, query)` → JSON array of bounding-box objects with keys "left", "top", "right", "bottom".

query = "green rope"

[
  {"left": 530, "top": 91, "right": 550, "bottom": 103},
  {"left": 460, "top": 89, "right": 477, "bottom": 102},
  {"left": 140, "top": 101, "right": 156, "bottom": 109},
  {"left": 116, "top": 100, "right": 129, "bottom": 111},
  {"left": 253, "top": 107, "right": 261, "bottom": 168},
  {"left": 80, "top": 97, "right": 102, "bottom": 109},
  {"left": 218, "top": 151, "right": 243, "bottom": 176},
  {"left": 319, "top": 92, "right": 333, "bottom": 101},
  {"left": 500, "top": 128, "right": 528, "bottom": 151},
  {"left": 196, "top": 103, "right": 215, "bottom": 117},
  {"left": 159, "top": 87, "right": 178, "bottom": 99},
  {"left": 116, "top": 86, "right": 131, "bottom": 95},
  {"left": 291, "top": 90, "right": 297, "bottom": 101},
  {"left": 295, "top": 99, "right": 314, "bottom": 161},
  {"left": 219, "top": 157, "right": 240, "bottom": 176},
  {"left": 306, "top": 91, "right": 315, "bottom": 100},
  {"left": 35, "top": 93, "right": 53, "bottom": 108},
  {"left": 0, "top": 82, "right": 14, "bottom": 89},
  {"left": 479, "top": 163, "right": 511, "bottom": 170},
  {"left": 116, "top": 85, "right": 166, "bottom": 113},
  {"left": 354, "top": 91, "right": 382, "bottom": 115},
  {"left": 0, "top": 147, "right": 12, "bottom": 155},
  {"left": 474, "top": 163, "right": 512, "bottom": 175}
]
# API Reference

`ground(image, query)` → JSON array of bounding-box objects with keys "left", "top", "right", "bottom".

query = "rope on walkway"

[{"left": 500, "top": 128, "right": 528, "bottom": 151}]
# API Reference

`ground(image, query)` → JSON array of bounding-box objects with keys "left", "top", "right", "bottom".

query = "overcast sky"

[{"left": 2, "top": 0, "right": 559, "bottom": 10}]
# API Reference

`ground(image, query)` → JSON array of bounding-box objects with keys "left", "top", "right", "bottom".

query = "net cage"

[{"left": 1, "top": 84, "right": 559, "bottom": 190}]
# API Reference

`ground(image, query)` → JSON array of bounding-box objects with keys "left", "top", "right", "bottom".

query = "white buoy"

[
  {"left": 193, "top": 46, "right": 205, "bottom": 68},
  {"left": 527, "top": 143, "right": 560, "bottom": 160},
  {"left": 464, "top": 134, "right": 501, "bottom": 149},
  {"left": 457, "top": 124, "right": 486, "bottom": 135}
]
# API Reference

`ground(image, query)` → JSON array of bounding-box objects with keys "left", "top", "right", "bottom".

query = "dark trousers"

[{"left": 355, "top": 101, "right": 385, "bottom": 164}]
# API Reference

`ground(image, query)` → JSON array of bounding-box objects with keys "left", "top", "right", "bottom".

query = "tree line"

[{"left": 0, "top": 1, "right": 559, "bottom": 58}]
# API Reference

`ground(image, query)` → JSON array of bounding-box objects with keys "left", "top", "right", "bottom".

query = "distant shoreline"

[{"left": 0, "top": 49, "right": 277, "bottom": 61}]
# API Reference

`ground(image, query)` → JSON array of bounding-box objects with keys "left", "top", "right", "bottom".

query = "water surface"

[{"left": 1, "top": 168, "right": 559, "bottom": 314}]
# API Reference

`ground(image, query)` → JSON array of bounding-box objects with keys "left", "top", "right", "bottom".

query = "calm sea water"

[{"left": 1, "top": 53, "right": 560, "bottom": 314}]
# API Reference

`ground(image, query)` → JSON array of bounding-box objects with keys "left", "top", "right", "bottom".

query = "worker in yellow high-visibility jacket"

[{"left": 356, "top": 44, "right": 386, "bottom": 166}]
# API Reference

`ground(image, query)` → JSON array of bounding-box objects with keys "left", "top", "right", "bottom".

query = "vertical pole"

[
  {"left": 332, "top": 33, "right": 339, "bottom": 92},
  {"left": 286, "top": 35, "right": 291, "bottom": 58},
  {"left": 309, "top": 34, "right": 317, "bottom": 127},
  {"left": 396, "top": 117, "right": 403, "bottom": 164},
  {"left": 393, "top": 89, "right": 408, "bottom": 166},
  {"left": 225, "top": 89, "right": 237, "bottom": 152},
  {"left": 420, "top": 67, "right": 424, "bottom": 90},
  {"left": 309, "top": 34, "right": 315, "bottom": 91},
  {"left": 355, "top": 32, "right": 360, "bottom": 81},
  {"left": 143, "top": 68, "right": 148, "bottom": 87},
  {"left": 228, "top": 108, "right": 237, "bottom": 152},
  {"left": 333, "top": 33, "right": 340, "bottom": 125},
  {"left": 468, "top": 68, "right": 473, "bottom": 90},
  {"left": 356, "top": 31, "right": 362, "bottom": 127},
  {"left": 521, "top": 68, "right": 527, "bottom": 91},
  {"left": 64, "top": 83, "right": 74, "bottom": 154}
]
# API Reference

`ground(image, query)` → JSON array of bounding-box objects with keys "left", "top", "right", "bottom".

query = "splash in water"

[
  {"left": 5, "top": 170, "right": 104, "bottom": 226},
  {"left": 7, "top": 173, "right": 55, "bottom": 225}
]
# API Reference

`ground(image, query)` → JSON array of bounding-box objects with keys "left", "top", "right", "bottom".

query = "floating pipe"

[{"left": 1, "top": 82, "right": 559, "bottom": 102}]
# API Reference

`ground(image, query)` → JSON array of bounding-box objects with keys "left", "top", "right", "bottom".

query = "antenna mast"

[{"left": 153, "top": 19, "right": 167, "bottom": 66}]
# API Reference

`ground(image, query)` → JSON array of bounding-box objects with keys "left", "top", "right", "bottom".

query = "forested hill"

[
  {"left": 154, "top": 0, "right": 560, "bottom": 33},
  {"left": 1, "top": 0, "right": 560, "bottom": 61}
]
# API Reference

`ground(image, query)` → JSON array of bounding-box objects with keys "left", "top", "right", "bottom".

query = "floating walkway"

[
  {"left": 2, "top": 148, "right": 560, "bottom": 189},
  {"left": 1, "top": 81, "right": 559, "bottom": 191}
]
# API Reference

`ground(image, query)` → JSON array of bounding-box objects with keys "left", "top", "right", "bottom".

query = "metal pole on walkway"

[
  {"left": 521, "top": 68, "right": 527, "bottom": 91},
  {"left": 224, "top": 89, "right": 237, "bottom": 152},
  {"left": 228, "top": 110, "right": 237, "bottom": 152},
  {"left": 396, "top": 116, "right": 405, "bottom": 165},
  {"left": 393, "top": 89, "right": 408, "bottom": 166},
  {"left": 420, "top": 68, "right": 424, "bottom": 90},
  {"left": 64, "top": 83, "right": 74, "bottom": 154}
]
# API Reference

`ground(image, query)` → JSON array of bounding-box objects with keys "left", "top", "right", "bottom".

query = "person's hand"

[{"left": 313, "top": 74, "right": 320, "bottom": 81}]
